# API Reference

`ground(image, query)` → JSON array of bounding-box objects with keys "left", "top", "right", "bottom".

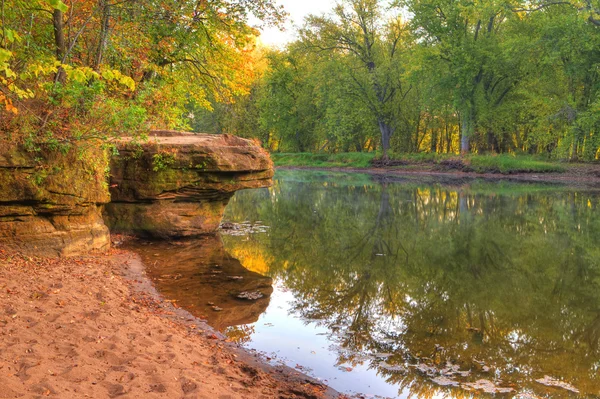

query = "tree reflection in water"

[
  {"left": 222, "top": 170, "right": 600, "bottom": 398},
  {"left": 126, "top": 235, "right": 273, "bottom": 331}
]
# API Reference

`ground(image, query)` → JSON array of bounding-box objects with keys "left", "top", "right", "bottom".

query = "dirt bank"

[{"left": 0, "top": 247, "right": 342, "bottom": 399}]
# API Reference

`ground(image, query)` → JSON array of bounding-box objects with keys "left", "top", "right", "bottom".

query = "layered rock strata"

[
  {"left": 0, "top": 141, "right": 111, "bottom": 257},
  {"left": 105, "top": 131, "right": 273, "bottom": 238}
]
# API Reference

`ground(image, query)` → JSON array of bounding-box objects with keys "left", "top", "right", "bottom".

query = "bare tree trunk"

[
  {"left": 445, "top": 116, "right": 451, "bottom": 154},
  {"left": 572, "top": 140, "right": 578, "bottom": 162},
  {"left": 379, "top": 119, "right": 392, "bottom": 159},
  {"left": 94, "top": 0, "right": 111, "bottom": 70},
  {"left": 446, "top": 131, "right": 451, "bottom": 153},
  {"left": 414, "top": 112, "right": 421, "bottom": 152},
  {"left": 486, "top": 129, "right": 496, "bottom": 153},
  {"left": 431, "top": 128, "right": 438, "bottom": 153},
  {"left": 295, "top": 130, "right": 304, "bottom": 152},
  {"left": 460, "top": 110, "right": 473, "bottom": 155},
  {"left": 53, "top": 9, "right": 66, "bottom": 83},
  {"left": 355, "top": 139, "right": 363, "bottom": 152}
]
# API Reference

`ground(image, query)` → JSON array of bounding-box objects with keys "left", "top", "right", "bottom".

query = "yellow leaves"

[
  {"left": 0, "top": 49, "right": 12, "bottom": 64},
  {"left": 23, "top": 64, "right": 136, "bottom": 92},
  {"left": 117, "top": 76, "right": 136, "bottom": 92},
  {"left": 20, "top": 61, "right": 135, "bottom": 91},
  {"left": 63, "top": 65, "right": 99, "bottom": 83},
  {"left": 100, "top": 68, "right": 136, "bottom": 91},
  {"left": 101, "top": 69, "right": 116, "bottom": 81},
  {"left": 0, "top": 49, "right": 16, "bottom": 81},
  {"left": 0, "top": 48, "right": 26, "bottom": 111},
  {"left": 26, "top": 62, "right": 58, "bottom": 78},
  {"left": 8, "top": 84, "right": 33, "bottom": 100},
  {"left": 46, "top": 0, "right": 68, "bottom": 13},
  {"left": 2, "top": 29, "right": 22, "bottom": 45}
]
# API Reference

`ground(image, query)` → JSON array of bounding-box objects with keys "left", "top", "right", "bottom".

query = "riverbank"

[
  {"left": 0, "top": 247, "right": 341, "bottom": 399},
  {"left": 272, "top": 152, "right": 600, "bottom": 177},
  {"left": 274, "top": 154, "right": 600, "bottom": 186}
]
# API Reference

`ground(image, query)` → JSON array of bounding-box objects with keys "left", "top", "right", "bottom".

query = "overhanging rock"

[{"left": 104, "top": 131, "right": 273, "bottom": 238}]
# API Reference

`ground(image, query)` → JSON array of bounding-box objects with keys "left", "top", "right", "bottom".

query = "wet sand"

[{"left": 0, "top": 248, "right": 341, "bottom": 399}]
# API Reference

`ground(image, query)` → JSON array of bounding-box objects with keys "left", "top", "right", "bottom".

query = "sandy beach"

[{"left": 0, "top": 247, "right": 341, "bottom": 399}]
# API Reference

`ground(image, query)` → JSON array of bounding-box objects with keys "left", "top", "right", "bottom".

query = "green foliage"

[
  {"left": 1, "top": 0, "right": 285, "bottom": 147},
  {"left": 187, "top": 0, "right": 600, "bottom": 162},
  {"left": 5, "top": 0, "right": 600, "bottom": 163},
  {"left": 152, "top": 150, "right": 177, "bottom": 172},
  {"left": 468, "top": 155, "right": 566, "bottom": 174}
]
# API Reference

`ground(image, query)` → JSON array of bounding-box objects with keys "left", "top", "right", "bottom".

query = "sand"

[{"left": 0, "top": 248, "right": 341, "bottom": 399}]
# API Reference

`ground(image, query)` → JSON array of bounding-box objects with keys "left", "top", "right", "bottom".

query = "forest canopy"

[
  {"left": 0, "top": 0, "right": 284, "bottom": 144},
  {"left": 195, "top": 0, "right": 600, "bottom": 161},
  {"left": 2, "top": 0, "right": 600, "bottom": 161}
]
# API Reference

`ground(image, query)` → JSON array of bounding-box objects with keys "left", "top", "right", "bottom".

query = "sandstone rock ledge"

[
  {"left": 105, "top": 131, "right": 273, "bottom": 238},
  {"left": 0, "top": 141, "right": 110, "bottom": 257}
]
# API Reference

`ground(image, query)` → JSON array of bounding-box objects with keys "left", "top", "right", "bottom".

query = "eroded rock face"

[
  {"left": 0, "top": 131, "right": 272, "bottom": 256},
  {"left": 105, "top": 131, "right": 273, "bottom": 237},
  {"left": 0, "top": 141, "right": 111, "bottom": 257}
]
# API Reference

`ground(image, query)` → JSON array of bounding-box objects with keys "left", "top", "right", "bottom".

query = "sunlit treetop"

[{"left": 0, "top": 0, "right": 286, "bottom": 140}]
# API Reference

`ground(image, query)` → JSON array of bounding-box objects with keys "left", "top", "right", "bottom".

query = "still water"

[{"left": 132, "top": 170, "right": 600, "bottom": 398}]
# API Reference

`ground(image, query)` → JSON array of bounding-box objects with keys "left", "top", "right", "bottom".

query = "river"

[{"left": 129, "top": 170, "right": 600, "bottom": 398}]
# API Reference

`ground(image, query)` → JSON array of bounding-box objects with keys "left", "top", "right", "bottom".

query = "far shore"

[
  {"left": 271, "top": 152, "right": 600, "bottom": 186},
  {"left": 0, "top": 247, "right": 343, "bottom": 399},
  {"left": 276, "top": 163, "right": 600, "bottom": 187}
]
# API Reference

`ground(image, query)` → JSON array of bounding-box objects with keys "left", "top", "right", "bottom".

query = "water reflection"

[
  {"left": 220, "top": 171, "right": 600, "bottom": 398},
  {"left": 126, "top": 235, "right": 272, "bottom": 330}
]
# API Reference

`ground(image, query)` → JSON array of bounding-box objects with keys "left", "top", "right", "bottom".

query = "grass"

[
  {"left": 468, "top": 155, "right": 565, "bottom": 173},
  {"left": 271, "top": 152, "right": 567, "bottom": 174}
]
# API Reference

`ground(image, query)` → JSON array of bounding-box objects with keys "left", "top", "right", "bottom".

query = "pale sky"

[{"left": 258, "top": 0, "right": 338, "bottom": 47}]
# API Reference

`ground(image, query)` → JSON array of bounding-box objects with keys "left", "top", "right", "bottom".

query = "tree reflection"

[
  {"left": 223, "top": 171, "right": 600, "bottom": 398},
  {"left": 126, "top": 236, "right": 273, "bottom": 331}
]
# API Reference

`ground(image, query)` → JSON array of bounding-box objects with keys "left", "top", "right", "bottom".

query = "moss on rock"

[
  {"left": 106, "top": 131, "right": 273, "bottom": 238},
  {"left": 0, "top": 139, "right": 111, "bottom": 256}
]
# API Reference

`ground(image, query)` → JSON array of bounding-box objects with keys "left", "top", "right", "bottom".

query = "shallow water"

[{"left": 135, "top": 170, "right": 600, "bottom": 398}]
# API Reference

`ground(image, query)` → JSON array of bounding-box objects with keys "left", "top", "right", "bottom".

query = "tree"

[
  {"left": 301, "top": 0, "right": 412, "bottom": 159},
  {"left": 402, "top": 0, "right": 528, "bottom": 153},
  {"left": 1, "top": 0, "right": 285, "bottom": 141},
  {"left": 257, "top": 48, "right": 324, "bottom": 152}
]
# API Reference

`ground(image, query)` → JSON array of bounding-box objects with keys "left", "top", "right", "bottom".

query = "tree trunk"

[
  {"left": 52, "top": 9, "right": 66, "bottom": 83},
  {"left": 486, "top": 129, "right": 497, "bottom": 153},
  {"left": 355, "top": 139, "right": 363, "bottom": 152},
  {"left": 414, "top": 112, "right": 422, "bottom": 152},
  {"left": 378, "top": 119, "right": 392, "bottom": 159},
  {"left": 460, "top": 110, "right": 474, "bottom": 155},
  {"left": 431, "top": 128, "right": 438, "bottom": 153},
  {"left": 94, "top": 0, "right": 111, "bottom": 70},
  {"left": 515, "top": 127, "right": 525, "bottom": 152},
  {"left": 445, "top": 119, "right": 451, "bottom": 153},
  {"left": 295, "top": 130, "right": 304, "bottom": 152},
  {"left": 572, "top": 139, "right": 579, "bottom": 162}
]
